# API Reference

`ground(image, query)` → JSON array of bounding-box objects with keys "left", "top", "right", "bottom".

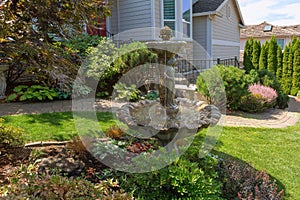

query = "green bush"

[
  {"left": 7, "top": 85, "right": 58, "bottom": 102},
  {"left": 120, "top": 157, "right": 223, "bottom": 200},
  {"left": 196, "top": 65, "right": 249, "bottom": 110},
  {"left": 113, "top": 83, "right": 141, "bottom": 102},
  {"left": 0, "top": 118, "right": 24, "bottom": 147}
]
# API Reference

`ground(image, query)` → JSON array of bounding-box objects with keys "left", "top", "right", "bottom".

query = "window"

[
  {"left": 163, "top": 0, "right": 176, "bottom": 34},
  {"left": 276, "top": 39, "right": 284, "bottom": 49},
  {"left": 163, "top": 0, "right": 192, "bottom": 38},
  {"left": 263, "top": 25, "right": 272, "bottom": 32},
  {"left": 182, "top": 0, "right": 191, "bottom": 37}
]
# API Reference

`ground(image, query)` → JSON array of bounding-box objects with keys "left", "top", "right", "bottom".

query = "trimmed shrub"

[
  {"left": 197, "top": 65, "right": 249, "bottom": 110},
  {"left": 276, "top": 45, "right": 283, "bottom": 81},
  {"left": 0, "top": 119, "right": 24, "bottom": 147},
  {"left": 252, "top": 40, "right": 261, "bottom": 70},
  {"left": 240, "top": 84, "right": 278, "bottom": 113}
]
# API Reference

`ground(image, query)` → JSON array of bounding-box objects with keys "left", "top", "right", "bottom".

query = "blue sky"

[{"left": 238, "top": 0, "right": 300, "bottom": 25}]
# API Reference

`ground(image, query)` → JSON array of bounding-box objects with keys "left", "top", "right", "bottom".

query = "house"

[
  {"left": 240, "top": 21, "right": 300, "bottom": 51},
  {"left": 192, "top": 0, "right": 244, "bottom": 67},
  {"left": 87, "top": 0, "right": 244, "bottom": 66}
]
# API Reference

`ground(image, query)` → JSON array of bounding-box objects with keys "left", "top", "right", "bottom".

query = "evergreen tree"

[
  {"left": 267, "top": 36, "right": 278, "bottom": 75},
  {"left": 252, "top": 40, "right": 261, "bottom": 70},
  {"left": 291, "top": 40, "right": 300, "bottom": 95},
  {"left": 281, "top": 44, "right": 290, "bottom": 93},
  {"left": 259, "top": 41, "right": 269, "bottom": 70},
  {"left": 243, "top": 37, "right": 254, "bottom": 72},
  {"left": 276, "top": 45, "right": 283, "bottom": 81}
]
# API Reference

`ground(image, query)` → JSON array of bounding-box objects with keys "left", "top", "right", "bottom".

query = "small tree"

[
  {"left": 281, "top": 44, "right": 290, "bottom": 93},
  {"left": 276, "top": 45, "right": 283, "bottom": 81},
  {"left": 291, "top": 40, "right": 300, "bottom": 95},
  {"left": 243, "top": 37, "right": 254, "bottom": 72},
  {"left": 259, "top": 41, "right": 269, "bottom": 70},
  {"left": 252, "top": 40, "right": 261, "bottom": 70},
  {"left": 267, "top": 36, "right": 278, "bottom": 75}
]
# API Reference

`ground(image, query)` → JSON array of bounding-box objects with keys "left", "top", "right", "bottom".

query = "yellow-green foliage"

[{"left": 0, "top": 119, "right": 24, "bottom": 147}]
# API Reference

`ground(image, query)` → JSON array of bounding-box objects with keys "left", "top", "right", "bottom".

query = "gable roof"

[
  {"left": 241, "top": 21, "right": 300, "bottom": 39},
  {"left": 193, "top": 0, "right": 225, "bottom": 13},
  {"left": 192, "top": 0, "right": 244, "bottom": 25}
]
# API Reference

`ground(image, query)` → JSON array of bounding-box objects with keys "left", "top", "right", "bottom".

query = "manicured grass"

[
  {"left": 213, "top": 122, "right": 300, "bottom": 200},
  {"left": 2, "top": 112, "right": 300, "bottom": 199},
  {"left": 1, "top": 112, "right": 117, "bottom": 142}
]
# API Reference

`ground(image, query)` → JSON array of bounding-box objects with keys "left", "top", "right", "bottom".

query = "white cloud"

[{"left": 238, "top": 0, "right": 300, "bottom": 25}]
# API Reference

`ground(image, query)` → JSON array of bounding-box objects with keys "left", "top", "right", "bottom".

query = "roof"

[
  {"left": 192, "top": 0, "right": 244, "bottom": 25},
  {"left": 193, "top": 0, "right": 225, "bottom": 13},
  {"left": 241, "top": 21, "right": 300, "bottom": 39}
]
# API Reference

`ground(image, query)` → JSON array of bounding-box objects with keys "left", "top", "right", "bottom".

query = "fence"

[{"left": 175, "top": 57, "right": 239, "bottom": 84}]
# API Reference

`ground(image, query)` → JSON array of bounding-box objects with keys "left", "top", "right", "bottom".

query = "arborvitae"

[
  {"left": 276, "top": 45, "right": 283, "bottom": 81},
  {"left": 259, "top": 41, "right": 269, "bottom": 70},
  {"left": 291, "top": 40, "right": 300, "bottom": 95},
  {"left": 252, "top": 40, "right": 261, "bottom": 70},
  {"left": 267, "top": 36, "right": 278, "bottom": 75},
  {"left": 243, "top": 37, "right": 254, "bottom": 72},
  {"left": 281, "top": 44, "right": 290, "bottom": 93}
]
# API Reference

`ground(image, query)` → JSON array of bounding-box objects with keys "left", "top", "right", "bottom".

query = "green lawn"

[
  {"left": 213, "top": 123, "right": 300, "bottom": 200},
  {"left": 1, "top": 112, "right": 300, "bottom": 199},
  {"left": 1, "top": 112, "right": 117, "bottom": 142}
]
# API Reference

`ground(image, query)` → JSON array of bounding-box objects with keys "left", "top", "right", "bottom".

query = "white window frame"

[{"left": 162, "top": 0, "right": 177, "bottom": 38}]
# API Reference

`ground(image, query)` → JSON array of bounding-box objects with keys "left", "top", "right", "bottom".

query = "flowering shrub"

[
  {"left": 240, "top": 84, "right": 278, "bottom": 113},
  {"left": 249, "top": 84, "right": 278, "bottom": 103}
]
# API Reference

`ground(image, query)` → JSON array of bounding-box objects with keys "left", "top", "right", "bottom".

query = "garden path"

[{"left": 0, "top": 98, "right": 298, "bottom": 128}]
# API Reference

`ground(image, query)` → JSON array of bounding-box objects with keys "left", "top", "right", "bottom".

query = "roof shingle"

[
  {"left": 241, "top": 21, "right": 300, "bottom": 39},
  {"left": 193, "top": 0, "right": 226, "bottom": 14}
]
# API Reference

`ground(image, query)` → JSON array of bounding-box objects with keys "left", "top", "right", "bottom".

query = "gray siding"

[
  {"left": 212, "top": 0, "right": 240, "bottom": 42},
  {"left": 211, "top": 0, "right": 241, "bottom": 59},
  {"left": 154, "top": 0, "right": 162, "bottom": 39},
  {"left": 110, "top": 0, "right": 153, "bottom": 41},
  {"left": 109, "top": 0, "right": 118, "bottom": 35},
  {"left": 212, "top": 45, "right": 239, "bottom": 59},
  {"left": 193, "top": 16, "right": 209, "bottom": 60}
]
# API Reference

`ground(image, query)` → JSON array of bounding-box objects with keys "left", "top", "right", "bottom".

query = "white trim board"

[{"left": 212, "top": 39, "right": 240, "bottom": 47}]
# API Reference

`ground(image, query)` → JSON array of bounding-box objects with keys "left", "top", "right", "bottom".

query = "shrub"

[
  {"left": 1, "top": 164, "right": 133, "bottom": 200},
  {"left": 220, "top": 159, "right": 284, "bottom": 200},
  {"left": 197, "top": 65, "right": 249, "bottom": 110},
  {"left": 7, "top": 85, "right": 58, "bottom": 102},
  {"left": 113, "top": 83, "right": 141, "bottom": 102},
  {"left": 120, "top": 157, "right": 224, "bottom": 200},
  {"left": 276, "top": 91, "right": 289, "bottom": 109},
  {"left": 0, "top": 118, "right": 24, "bottom": 147},
  {"left": 240, "top": 84, "right": 277, "bottom": 113}
]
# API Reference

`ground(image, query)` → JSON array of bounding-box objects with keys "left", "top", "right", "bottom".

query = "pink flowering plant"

[{"left": 240, "top": 84, "right": 278, "bottom": 113}]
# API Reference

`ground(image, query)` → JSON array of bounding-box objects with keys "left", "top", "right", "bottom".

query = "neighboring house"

[
  {"left": 240, "top": 21, "right": 300, "bottom": 51},
  {"left": 87, "top": 0, "right": 244, "bottom": 65}
]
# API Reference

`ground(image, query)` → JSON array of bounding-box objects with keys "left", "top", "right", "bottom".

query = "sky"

[{"left": 238, "top": 0, "right": 300, "bottom": 26}]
